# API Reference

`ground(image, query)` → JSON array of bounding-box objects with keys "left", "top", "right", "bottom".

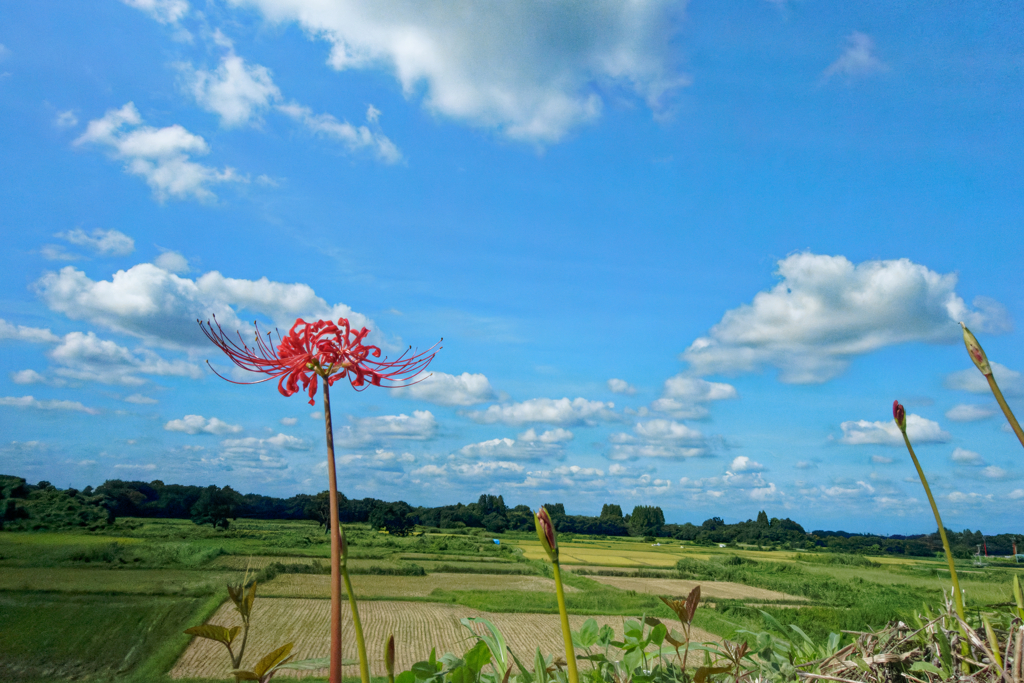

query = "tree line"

[{"left": 1, "top": 474, "right": 1019, "bottom": 559}]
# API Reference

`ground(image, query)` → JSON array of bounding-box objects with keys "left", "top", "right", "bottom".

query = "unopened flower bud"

[
  {"left": 893, "top": 400, "right": 907, "bottom": 433},
  {"left": 960, "top": 322, "right": 992, "bottom": 377},
  {"left": 384, "top": 633, "right": 395, "bottom": 678},
  {"left": 535, "top": 507, "right": 558, "bottom": 563},
  {"left": 339, "top": 525, "right": 348, "bottom": 569}
]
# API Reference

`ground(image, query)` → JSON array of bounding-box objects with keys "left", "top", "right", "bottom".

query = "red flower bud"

[
  {"left": 535, "top": 506, "right": 558, "bottom": 563},
  {"left": 893, "top": 400, "right": 907, "bottom": 433}
]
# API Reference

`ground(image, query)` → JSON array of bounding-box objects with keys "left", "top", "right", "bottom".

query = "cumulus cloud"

[
  {"left": 608, "top": 418, "right": 708, "bottom": 460},
  {"left": 983, "top": 466, "right": 1008, "bottom": 480},
  {"left": 945, "top": 403, "right": 996, "bottom": 422},
  {"left": 945, "top": 362, "right": 1023, "bottom": 397},
  {"left": 649, "top": 376, "right": 737, "bottom": 418},
  {"left": 839, "top": 413, "right": 949, "bottom": 446},
  {"left": 11, "top": 370, "right": 48, "bottom": 385},
  {"left": 55, "top": 110, "right": 78, "bottom": 128},
  {"left": 0, "top": 319, "right": 60, "bottom": 344},
  {"left": 391, "top": 371, "right": 495, "bottom": 406},
  {"left": 153, "top": 251, "right": 190, "bottom": 274},
  {"left": 346, "top": 410, "right": 437, "bottom": 442},
  {"left": 683, "top": 253, "right": 1008, "bottom": 384},
  {"left": 466, "top": 397, "right": 617, "bottom": 426},
  {"left": 411, "top": 460, "right": 525, "bottom": 482},
  {"left": 75, "top": 103, "right": 243, "bottom": 202},
  {"left": 1010, "top": 489, "right": 1024, "bottom": 500},
  {"left": 164, "top": 414, "right": 243, "bottom": 435},
  {"left": 822, "top": 32, "right": 888, "bottom": 82},
  {"left": 951, "top": 447, "right": 983, "bottom": 465},
  {"left": 278, "top": 102, "right": 402, "bottom": 164},
  {"left": 124, "top": 393, "right": 158, "bottom": 404},
  {"left": 870, "top": 454, "right": 893, "bottom": 464},
  {"left": 513, "top": 465, "right": 606, "bottom": 490},
  {"left": 519, "top": 427, "right": 573, "bottom": 443},
  {"left": 457, "top": 428, "right": 572, "bottom": 462},
  {"left": 47, "top": 331, "right": 201, "bottom": 385},
  {"left": 180, "top": 33, "right": 282, "bottom": 127},
  {"left": 607, "top": 378, "right": 636, "bottom": 395},
  {"left": 230, "top": 0, "right": 686, "bottom": 143},
  {"left": 56, "top": 228, "right": 135, "bottom": 256},
  {"left": 34, "top": 261, "right": 375, "bottom": 348},
  {"left": 121, "top": 0, "right": 189, "bottom": 23},
  {"left": 821, "top": 481, "right": 875, "bottom": 497},
  {"left": 280, "top": 417, "right": 298, "bottom": 426},
  {"left": 0, "top": 395, "right": 99, "bottom": 414},
  {"left": 222, "top": 433, "right": 310, "bottom": 451},
  {"left": 729, "top": 456, "right": 763, "bottom": 472}
]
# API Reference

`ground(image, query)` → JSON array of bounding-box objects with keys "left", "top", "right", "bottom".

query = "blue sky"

[{"left": 1, "top": 0, "right": 1022, "bottom": 534}]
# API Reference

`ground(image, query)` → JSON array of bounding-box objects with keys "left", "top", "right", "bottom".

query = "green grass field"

[{"left": 2, "top": 519, "right": 1022, "bottom": 682}]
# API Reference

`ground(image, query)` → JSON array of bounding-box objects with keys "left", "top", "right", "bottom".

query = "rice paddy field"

[{"left": 2, "top": 518, "right": 1022, "bottom": 682}]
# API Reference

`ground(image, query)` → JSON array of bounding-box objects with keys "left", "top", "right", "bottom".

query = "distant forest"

[{"left": 1, "top": 473, "right": 1020, "bottom": 559}]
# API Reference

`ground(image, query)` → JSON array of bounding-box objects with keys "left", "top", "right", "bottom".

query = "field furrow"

[
  {"left": 260, "top": 573, "right": 576, "bottom": 598},
  {"left": 584, "top": 575, "right": 807, "bottom": 602},
  {"left": 170, "top": 598, "right": 719, "bottom": 679}
]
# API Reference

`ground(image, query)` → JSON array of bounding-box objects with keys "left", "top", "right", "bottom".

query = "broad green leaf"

[
  {"left": 244, "top": 581, "right": 257, "bottom": 618},
  {"left": 396, "top": 671, "right": 417, "bottom": 683},
  {"left": 649, "top": 623, "right": 667, "bottom": 647},
  {"left": 693, "top": 666, "right": 730, "bottom": 683},
  {"left": 851, "top": 656, "right": 870, "bottom": 673},
  {"left": 1014, "top": 575, "right": 1024, "bottom": 619},
  {"left": 575, "top": 618, "right": 599, "bottom": 649},
  {"left": 622, "top": 619, "right": 642, "bottom": 639},
  {"left": 622, "top": 646, "right": 642, "bottom": 673},
  {"left": 461, "top": 617, "right": 509, "bottom": 672},
  {"left": 533, "top": 647, "right": 548, "bottom": 683},
  {"left": 507, "top": 645, "right": 534, "bottom": 683},
  {"left": 936, "top": 630, "right": 953, "bottom": 675},
  {"left": 596, "top": 625, "right": 613, "bottom": 648},
  {"left": 412, "top": 661, "right": 441, "bottom": 680},
  {"left": 910, "top": 661, "right": 943, "bottom": 675},
  {"left": 253, "top": 643, "right": 294, "bottom": 678},
  {"left": 450, "top": 664, "right": 474, "bottom": 683},
  {"left": 788, "top": 625, "right": 814, "bottom": 648},
  {"left": 183, "top": 624, "right": 235, "bottom": 645},
  {"left": 465, "top": 640, "right": 492, "bottom": 674}
]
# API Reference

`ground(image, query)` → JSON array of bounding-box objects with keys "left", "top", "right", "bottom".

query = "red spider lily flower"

[
  {"left": 893, "top": 400, "right": 906, "bottom": 433},
  {"left": 199, "top": 316, "right": 440, "bottom": 405},
  {"left": 534, "top": 506, "right": 558, "bottom": 562}
]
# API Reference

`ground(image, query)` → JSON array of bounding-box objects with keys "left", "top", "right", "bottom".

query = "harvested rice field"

[
  {"left": 517, "top": 543, "right": 683, "bottom": 568},
  {"left": 584, "top": 575, "right": 807, "bottom": 603},
  {"left": 170, "top": 598, "right": 720, "bottom": 679},
  {"left": 211, "top": 555, "right": 399, "bottom": 571},
  {"left": 398, "top": 553, "right": 511, "bottom": 563},
  {"left": 260, "top": 572, "right": 576, "bottom": 598}
]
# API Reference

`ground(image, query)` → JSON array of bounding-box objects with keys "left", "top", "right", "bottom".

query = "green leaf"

[
  {"left": 277, "top": 657, "right": 330, "bottom": 671},
  {"left": 787, "top": 624, "right": 814, "bottom": 648},
  {"left": 412, "top": 661, "right": 441, "bottom": 680},
  {"left": 396, "top": 671, "right": 417, "bottom": 683},
  {"left": 936, "top": 630, "right": 953, "bottom": 675},
  {"left": 450, "top": 664, "right": 474, "bottom": 683},
  {"left": 231, "top": 670, "right": 260, "bottom": 681},
  {"left": 596, "top": 625, "right": 614, "bottom": 648},
  {"left": 649, "top": 623, "right": 667, "bottom": 647},
  {"left": 693, "top": 666, "right": 731, "bottom": 683},
  {"left": 461, "top": 617, "right": 509, "bottom": 672},
  {"left": 910, "top": 661, "right": 943, "bottom": 675},
  {"left": 533, "top": 647, "right": 548, "bottom": 683},
  {"left": 464, "top": 640, "right": 492, "bottom": 674},
  {"left": 574, "top": 618, "right": 599, "bottom": 649},
  {"left": 623, "top": 647, "right": 642, "bottom": 673},
  {"left": 507, "top": 646, "right": 534, "bottom": 683},
  {"left": 183, "top": 624, "right": 236, "bottom": 645},
  {"left": 252, "top": 643, "right": 294, "bottom": 678},
  {"left": 622, "top": 619, "right": 642, "bottom": 639}
]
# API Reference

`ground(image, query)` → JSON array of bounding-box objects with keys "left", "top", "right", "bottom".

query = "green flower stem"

[
  {"left": 322, "top": 381, "right": 344, "bottom": 683},
  {"left": 901, "top": 430, "right": 971, "bottom": 668},
  {"left": 551, "top": 561, "right": 578, "bottom": 683},
  {"left": 342, "top": 565, "right": 370, "bottom": 683},
  {"left": 988, "top": 374, "right": 1024, "bottom": 449}
]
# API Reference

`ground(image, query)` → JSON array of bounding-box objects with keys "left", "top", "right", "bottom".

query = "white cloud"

[
  {"left": 839, "top": 413, "right": 949, "bottom": 445},
  {"left": 466, "top": 397, "right": 617, "bottom": 426},
  {"left": 609, "top": 464, "right": 628, "bottom": 476},
  {"left": 411, "top": 460, "right": 525, "bottom": 481},
  {"left": 153, "top": 251, "right": 190, "bottom": 274},
  {"left": 983, "top": 466, "right": 1008, "bottom": 480},
  {"left": 648, "top": 398, "right": 708, "bottom": 420},
  {"left": 164, "top": 414, "right": 243, "bottom": 435},
  {"left": 222, "top": 433, "right": 310, "bottom": 451},
  {"left": 607, "top": 378, "right": 636, "bottom": 395},
  {"left": 231, "top": 0, "right": 686, "bottom": 143},
  {"left": 280, "top": 417, "right": 298, "bottom": 426},
  {"left": 945, "top": 403, "right": 996, "bottom": 422},
  {"left": 0, "top": 319, "right": 60, "bottom": 344},
  {"left": 518, "top": 427, "right": 573, "bottom": 443},
  {"left": 277, "top": 102, "right": 402, "bottom": 164},
  {"left": 821, "top": 481, "right": 875, "bottom": 497},
  {"left": 11, "top": 370, "right": 48, "bottom": 385},
  {"left": 0, "top": 395, "right": 99, "bottom": 414},
  {"left": 347, "top": 410, "right": 437, "bottom": 441},
  {"left": 951, "top": 447, "right": 983, "bottom": 465},
  {"left": 730, "top": 455, "right": 763, "bottom": 472},
  {"left": 870, "top": 454, "right": 893, "bottom": 464},
  {"left": 55, "top": 110, "right": 78, "bottom": 128},
  {"left": 1009, "top": 489, "right": 1024, "bottom": 500},
  {"left": 40, "top": 245, "right": 84, "bottom": 261},
  {"left": 47, "top": 331, "right": 201, "bottom": 386},
  {"left": 57, "top": 228, "right": 135, "bottom": 256},
  {"left": 391, "top": 371, "right": 495, "bottom": 406},
  {"left": 682, "top": 253, "right": 1008, "bottom": 384},
  {"left": 945, "top": 361, "right": 1024, "bottom": 397},
  {"left": 608, "top": 418, "right": 708, "bottom": 460},
  {"left": 822, "top": 32, "right": 888, "bottom": 82},
  {"left": 794, "top": 460, "right": 816, "bottom": 469},
  {"left": 75, "top": 103, "right": 243, "bottom": 202},
  {"left": 114, "top": 462, "right": 158, "bottom": 471},
  {"left": 124, "top": 393, "right": 158, "bottom": 404},
  {"left": 120, "top": 0, "right": 189, "bottom": 24},
  {"left": 34, "top": 261, "right": 375, "bottom": 348},
  {"left": 946, "top": 491, "right": 992, "bottom": 505},
  {"left": 749, "top": 482, "right": 780, "bottom": 501},
  {"left": 180, "top": 36, "right": 282, "bottom": 127},
  {"left": 663, "top": 376, "right": 738, "bottom": 402}
]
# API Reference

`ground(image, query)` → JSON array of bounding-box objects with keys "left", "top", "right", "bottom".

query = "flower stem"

[
  {"left": 323, "top": 382, "right": 344, "bottom": 683},
  {"left": 901, "top": 430, "right": 971, "bottom": 668},
  {"left": 988, "top": 374, "right": 1024, "bottom": 449},
  {"left": 551, "top": 561, "right": 578, "bottom": 683},
  {"left": 342, "top": 564, "right": 370, "bottom": 683}
]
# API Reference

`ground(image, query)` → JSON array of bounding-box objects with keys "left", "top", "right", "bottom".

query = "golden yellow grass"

[
  {"left": 583, "top": 575, "right": 807, "bottom": 603},
  {"left": 0, "top": 567, "right": 236, "bottom": 594},
  {"left": 170, "top": 598, "right": 720, "bottom": 679},
  {"left": 260, "top": 573, "right": 577, "bottom": 598}
]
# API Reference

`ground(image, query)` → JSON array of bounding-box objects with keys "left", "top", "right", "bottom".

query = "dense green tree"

[
  {"left": 190, "top": 485, "right": 242, "bottom": 529},
  {"left": 628, "top": 505, "right": 665, "bottom": 537},
  {"left": 369, "top": 503, "right": 415, "bottom": 536},
  {"left": 600, "top": 504, "right": 623, "bottom": 519}
]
